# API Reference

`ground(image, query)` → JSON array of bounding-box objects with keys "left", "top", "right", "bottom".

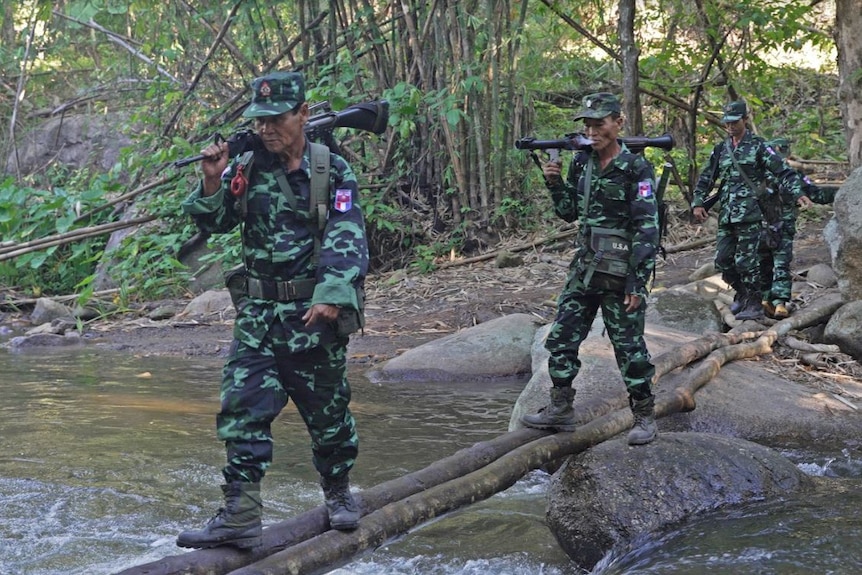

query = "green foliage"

[
  {"left": 0, "top": 0, "right": 852, "bottom": 293},
  {"left": 0, "top": 172, "right": 110, "bottom": 295}
]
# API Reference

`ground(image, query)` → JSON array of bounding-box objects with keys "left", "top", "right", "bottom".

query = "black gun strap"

[{"left": 579, "top": 156, "right": 599, "bottom": 288}]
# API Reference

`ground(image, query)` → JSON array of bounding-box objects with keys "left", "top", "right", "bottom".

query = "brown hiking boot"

[
  {"left": 773, "top": 302, "right": 789, "bottom": 319},
  {"left": 520, "top": 386, "right": 577, "bottom": 432}
]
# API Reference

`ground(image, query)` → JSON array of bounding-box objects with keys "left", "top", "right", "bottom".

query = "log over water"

[{"left": 116, "top": 291, "right": 843, "bottom": 575}]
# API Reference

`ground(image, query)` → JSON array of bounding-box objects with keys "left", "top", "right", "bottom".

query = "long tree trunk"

[
  {"left": 117, "top": 292, "right": 842, "bottom": 575},
  {"left": 618, "top": 0, "right": 643, "bottom": 136},
  {"left": 836, "top": 0, "right": 862, "bottom": 169}
]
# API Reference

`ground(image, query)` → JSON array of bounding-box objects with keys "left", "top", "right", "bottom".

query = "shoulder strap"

[
  {"left": 308, "top": 142, "right": 331, "bottom": 268},
  {"left": 726, "top": 137, "right": 763, "bottom": 196},
  {"left": 309, "top": 142, "right": 331, "bottom": 233}
]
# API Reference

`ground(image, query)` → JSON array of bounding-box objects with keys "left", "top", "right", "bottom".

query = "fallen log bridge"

[{"left": 118, "top": 292, "right": 842, "bottom": 575}]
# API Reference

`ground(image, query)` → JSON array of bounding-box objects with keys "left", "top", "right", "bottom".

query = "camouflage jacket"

[
  {"left": 765, "top": 171, "right": 836, "bottom": 223},
  {"left": 182, "top": 140, "right": 369, "bottom": 351},
  {"left": 692, "top": 131, "right": 804, "bottom": 225},
  {"left": 547, "top": 142, "right": 659, "bottom": 296}
]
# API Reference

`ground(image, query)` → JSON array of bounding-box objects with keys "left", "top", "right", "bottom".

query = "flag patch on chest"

[
  {"left": 334, "top": 189, "right": 352, "bottom": 212},
  {"left": 638, "top": 181, "right": 653, "bottom": 198}
]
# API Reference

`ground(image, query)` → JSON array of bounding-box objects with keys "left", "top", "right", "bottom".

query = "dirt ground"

[{"left": 75, "top": 211, "right": 836, "bottom": 372}]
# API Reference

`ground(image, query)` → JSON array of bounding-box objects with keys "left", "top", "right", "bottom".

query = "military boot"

[
  {"left": 321, "top": 474, "right": 360, "bottom": 530},
  {"left": 735, "top": 295, "right": 764, "bottom": 321},
  {"left": 627, "top": 396, "right": 657, "bottom": 446},
  {"left": 176, "top": 481, "right": 262, "bottom": 549},
  {"left": 729, "top": 291, "right": 745, "bottom": 315},
  {"left": 520, "top": 386, "right": 577, "bottom": 432}
]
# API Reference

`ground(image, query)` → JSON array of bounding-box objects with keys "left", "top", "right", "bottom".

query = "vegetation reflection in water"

[{"left": 0, "top": 348, "right": 860, "bottom": 575}]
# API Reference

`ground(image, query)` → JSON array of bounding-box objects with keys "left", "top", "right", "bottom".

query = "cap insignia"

[{"left": 259, "top": 81, "right": 271, "bottom": 98}]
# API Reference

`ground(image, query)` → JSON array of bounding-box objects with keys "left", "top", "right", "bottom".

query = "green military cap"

[
  {"left": 766, "top": 137, "right": 791, "bottom": 155},
  {"left": 573, "top": 92, "right": 621, "bottom": 121},
  {"left": 721, "top": 100, "right": 748, "bottom": 123},
  {"left": 242, "top": 71, "right": 305, "bottom": 118}
]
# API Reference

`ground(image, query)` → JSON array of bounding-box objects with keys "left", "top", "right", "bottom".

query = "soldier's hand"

[
  {"left": 542, "top": 159, "right": 563, "bottom": 184},
  {"left": 303, "top": 303, "right": 341, "bottom": 327},
  {"left": 200, "top": 141, "right": 229, "bottom": 196},
  {"left": 797, "top": 195, "right": 814, "bottom": 209},
  {"left": 692, "top": 206, "right": 708, "bottom": 223},
  {"left": 624, "top": 293, "right": 642, "bottom": 313}
]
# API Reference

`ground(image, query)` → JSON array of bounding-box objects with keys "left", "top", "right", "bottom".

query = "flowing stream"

[{"left": 0, "top": 347, "right": 860, "bottom": 575}]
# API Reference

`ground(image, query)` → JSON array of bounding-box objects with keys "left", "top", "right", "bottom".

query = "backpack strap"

[{"left": 308, "top": 142, "right": 331, "bottom": 268}]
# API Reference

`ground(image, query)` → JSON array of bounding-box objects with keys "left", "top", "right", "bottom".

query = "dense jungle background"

[{"left": 1, "top": 0, "right": 860, "bottom": 309}]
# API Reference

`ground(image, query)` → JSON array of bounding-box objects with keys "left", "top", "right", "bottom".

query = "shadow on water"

[{"left": 1, "top": 347, "right": 861, "bottom": 575}]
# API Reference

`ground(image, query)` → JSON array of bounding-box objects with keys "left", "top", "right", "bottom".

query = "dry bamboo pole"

[{"left": 0, "top": 215, "right": 157, "bottom": 262}]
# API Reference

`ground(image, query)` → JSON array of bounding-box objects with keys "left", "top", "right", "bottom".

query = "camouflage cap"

[
  {"left": 721, "top": 100, "right": 748, "bottom": 123},
  {"left": 573, "top": 92, "right": 621, "bottom": 121},
  {"left": 766, "top": 137, "right": 790, "bottom": 156},
  {"left": 242, "top": 71, "right": 305, "bottom": 118}
]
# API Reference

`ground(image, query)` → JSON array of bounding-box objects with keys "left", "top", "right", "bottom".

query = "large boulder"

[
  {"left": 824, "top": 166, "right": 862, "bottom": 300},
  {"left": 367, "top": 313, "right": 540, "bottom": 382},
  {"left": 509, "top": 317, "right": 706, "bottom": 432},
  {"left": 823, "top": 300, "right": 862, "bottom": 361},
  {"left": 647, "top": 278, "right": 725, "bottom": 334},
  {"left": 5, "top": 113, "right": 133, "bottom": 176},
  {"left": 512, "top": 293, "right": 861, "bottom": 443},
  {"left": 546, "top": 432, "right": 815, "bottom": 571}
]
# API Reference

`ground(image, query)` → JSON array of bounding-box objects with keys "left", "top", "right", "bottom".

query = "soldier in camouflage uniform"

[
  {"left": 692, "top": 100, "right": 810, "bottom": 321},
  {"left": 520, "top": 93, "right": 660, "bottom": 446},
  {"left": 759, "top": 138, "right": 835, "bottom": 319},
  {"left": 177, "top": 71, "right": 369, "bottom": 549}
]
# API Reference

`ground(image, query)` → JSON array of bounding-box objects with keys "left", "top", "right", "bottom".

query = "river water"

[{"left": 1, "top": 346, "right": 860, "bottom": 575}]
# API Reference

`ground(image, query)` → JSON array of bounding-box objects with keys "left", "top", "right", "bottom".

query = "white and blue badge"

[
  {"left": 334, "top": 188, "right": 353, "bottom": 212},
  {"left": 637, "top": 181, "right": 653, "bottom": 198}
]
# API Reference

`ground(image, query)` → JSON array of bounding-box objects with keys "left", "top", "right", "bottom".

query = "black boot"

[
  {"left": 520, "top": 386, "right": 577, "bottom": 432},
  {"left": 176, "top": 482, "right": 262, "bottom": 549},
  {"left": 321, "top": 474, "right": 360, "bottom": 530},
  {"left": 627, "top": 396, "right": 657, "bottom": 445},
  {"left": 735, "top": 294, "right": 764, "bottom": 320},
  {"left": 729, "top": 290, "right": 744, "bottom": 315}
]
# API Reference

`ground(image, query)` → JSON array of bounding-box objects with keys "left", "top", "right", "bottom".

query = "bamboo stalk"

[{"left": 0, "top": 215, "right": 157, "bottom": 262}]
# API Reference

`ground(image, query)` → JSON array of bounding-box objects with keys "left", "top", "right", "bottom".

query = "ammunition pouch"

[
  {"left": 334, "top": 285, "right": 366, "bottom": 337},
  {"left": 581, "top": 227, "right": 631, "bottom": 291}
]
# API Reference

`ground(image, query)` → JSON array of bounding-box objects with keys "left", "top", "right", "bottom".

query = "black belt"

[{"left": 245, "top": 277, "right": 316, "bottom": 301}]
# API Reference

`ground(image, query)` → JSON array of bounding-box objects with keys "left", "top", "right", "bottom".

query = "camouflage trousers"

[
  {"left": 217, "top": 325, "right": 357, "bottom": 484},
  {"left": 545, "top": 276, "right": 654, "bottom": 401},
  {"left": 715, "top": 221, "right": 761, "bottom": 299},
  {"left": 759, "top": 223, "right": 796, "bottom": 305}
]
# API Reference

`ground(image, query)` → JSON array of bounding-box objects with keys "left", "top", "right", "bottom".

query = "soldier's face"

[
  {"left": 724, "top": 118, "right": 746, "bottom": 139},
  {"left": 254, "top": 103, "right": 309, "bottom": 156},
  {"left": 583, "top": 115, "right": 623, "bottom": 152}
]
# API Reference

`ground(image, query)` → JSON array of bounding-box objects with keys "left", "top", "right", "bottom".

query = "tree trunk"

[
  {"left": 115, "top": 292, "right": 843, "bottom": 575},
  {"left": 618, "top": 0, "right": 643, "bottom": 136},
  {"left": 836, "top": 0, "right": 862, "bottom": 169}
]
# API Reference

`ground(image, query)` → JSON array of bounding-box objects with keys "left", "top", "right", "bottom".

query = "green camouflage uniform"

[
  {"left": 545, "top": 142, "right": 659, "bottom": 401},
  {"left": 758, "top": 139, "right": 836, "bottom": 305},
  {"left": 182, "top": 137, "right": 368, "bottom": 484},
  {"left": 692, "top": 131, "right": 804, "bottom": 305}
]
